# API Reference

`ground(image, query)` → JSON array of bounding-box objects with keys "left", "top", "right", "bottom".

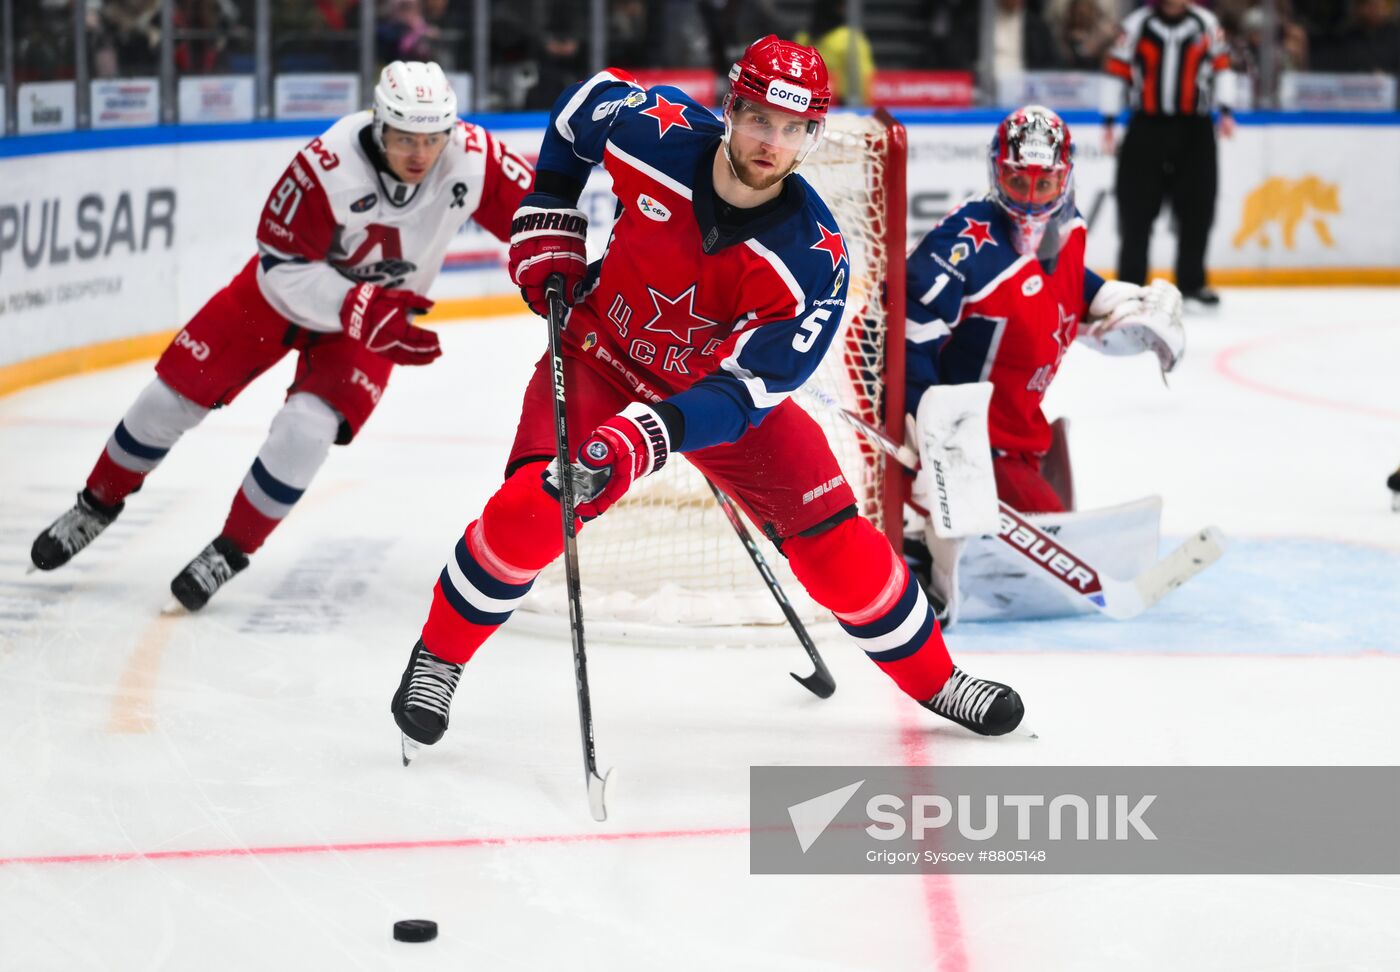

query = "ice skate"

[
  {"left": 169, "top": 537, "right": 248, "bottom": 612},
  {"left": 922, "top": 666, "right": 1024, "bottom": 736},
  {"left": 30, "top": 490, "right": 124, "bottom": 571},
  {"left": 391, "top": 640, "right": 464, "bottom": 765}
]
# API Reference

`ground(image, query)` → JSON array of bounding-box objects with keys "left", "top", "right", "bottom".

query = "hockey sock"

[
  {"left": 220, "top": 393, "right": 339, "bottom": 555},
  {"left": 786, "top": 516, "right": 954, "bottom": 700},
  {"left": 86, "top": 378, "right": 208, "bottom": 506},
  {"left": 421, "top": 461, "right": 567, "bottom": 664}
]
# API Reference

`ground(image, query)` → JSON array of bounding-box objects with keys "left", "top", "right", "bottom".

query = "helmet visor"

[
  {"left": 995, "top": 162, "right": 1070, "bottom": 214},
  {"left": 729, "top": 98, "right": 825, "bottom": 154}
]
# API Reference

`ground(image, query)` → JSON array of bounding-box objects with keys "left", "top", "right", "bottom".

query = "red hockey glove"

[
  {"left": 542, "top": 403, "right": 672, "bottom": 520},
  {"left": 508, "top": 199, "right": 588, "bottom": 318},
  {"left": 340, "top": 283, "right": 440, "bottom": 366}
]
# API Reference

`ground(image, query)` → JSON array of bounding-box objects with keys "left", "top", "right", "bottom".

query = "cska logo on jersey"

[
  {"left": 810, "top": 224, "right": 847, "bottom": 270},
  {"left": 958, "top": 217, "right": 996, "bottom": 253},
  {"left": 639, "top": 95, "right": 692, "bottom": 138}
]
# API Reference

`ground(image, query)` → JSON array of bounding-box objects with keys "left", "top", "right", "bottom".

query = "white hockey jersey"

[{"left": 254, "top": 112, "right": 532, "bottom": 332}]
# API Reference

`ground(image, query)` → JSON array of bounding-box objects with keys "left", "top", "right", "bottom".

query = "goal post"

[{"left": 519, "top": 109, "right": 909, "bottom": 639}]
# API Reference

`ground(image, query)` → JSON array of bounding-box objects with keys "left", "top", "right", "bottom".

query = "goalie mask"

[
  {"left": 372, "top": 60, "right": 457, "bottom": 150},
  {"left": 723, "top": 35, "right": 832, "bottom": 175},
  {"left": 988, "top": 105, "right": 1075, "bottom": 255}
]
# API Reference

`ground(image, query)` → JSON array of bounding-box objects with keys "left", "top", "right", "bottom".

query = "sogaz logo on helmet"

[{"left": 766, "top": 79, "right": 810, "bottom": 111}]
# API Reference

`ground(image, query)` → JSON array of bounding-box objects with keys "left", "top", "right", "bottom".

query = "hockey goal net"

[{"left": 519, "top": 110, "right": 908, "bottom": 639}]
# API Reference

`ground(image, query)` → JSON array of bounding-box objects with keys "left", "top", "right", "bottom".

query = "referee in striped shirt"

[{"left": 1102, "top": 0, "right": 1236, "bottom": 307}]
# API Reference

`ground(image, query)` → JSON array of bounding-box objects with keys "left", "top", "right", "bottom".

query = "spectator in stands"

[
  {"left": 175, "top": 0, "right": 243, "bottom": 75},
  {"left": 1056, "top": 0, "right": 1118, "bottom": 70},
  {"left": 700, "top": 0, "right": 789, "bottom": 80},
  {"left": 993, "top": 0, "right": 1064, "bottom": 75},
  {"left": 924, "top": 0, "right": 981, "bottom": 71},
  {"left": 800, "top": 0, "right": 876, "bottom": 104},
  {"left": 273, "top": 0, "right": 361, "bottom": 72},
  {"left": 16, "top": 0, "right": 77, "bottom": 82},
  {"left": 1314, "top": 0, "right": 1400, "bottom": 74},
  {"left": 524, "top": 1, "right": 586, "bottom": 110},
  {"left": 98, "top": 0, "right": 164, "bottom": 76},
  {"left": 377, "top": 0, "right": 440, "bottom": 65},
  {"left": 923, "top": 0, "right": 1061, "bottom": 76},
  {"left": 609, "top": 0, "right": 652, "bottom": 69}
]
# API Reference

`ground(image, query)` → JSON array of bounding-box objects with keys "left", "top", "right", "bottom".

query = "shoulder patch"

[{"left": 350, "top": 193, "right": 377, "bottom": 213}]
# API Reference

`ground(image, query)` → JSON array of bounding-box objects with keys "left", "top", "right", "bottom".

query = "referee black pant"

[{"left": 1115, "top": 113, "right": 1218, "bottom": 294}]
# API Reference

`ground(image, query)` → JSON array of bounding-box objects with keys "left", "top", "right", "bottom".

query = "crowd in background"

[{"left": 12, "top": 0, "right": 1400, "bottom": 109}]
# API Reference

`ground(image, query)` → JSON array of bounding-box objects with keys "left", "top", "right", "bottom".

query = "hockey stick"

[
  {"left": 704, "top": 479, "right": 836, "bottom": 699},
  {"left": 800, "top": 386, "right": 1225, "bottom": 620},
  {"left": 545, "top": 274, "right": 614, "bottom": 822}
]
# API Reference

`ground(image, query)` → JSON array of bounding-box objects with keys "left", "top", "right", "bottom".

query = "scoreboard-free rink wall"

[{"left": 2, "top": 110, "right": 1397, "bottom": 393}]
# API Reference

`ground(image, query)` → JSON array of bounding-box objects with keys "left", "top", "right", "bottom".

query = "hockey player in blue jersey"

[{"left": 389, "top": 37, "right": 1028, "bottom": 766}]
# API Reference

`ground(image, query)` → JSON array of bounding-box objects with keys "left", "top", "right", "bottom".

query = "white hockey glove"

[
  {"left": 1079, "top": 279, "right": 1185, "bottom": 378},
  {"left": 908, "top": 382, "right": 1000, "bottom": 540}
]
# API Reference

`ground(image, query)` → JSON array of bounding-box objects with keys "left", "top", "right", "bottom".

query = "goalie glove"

[
  {"left": 1080, "top": 279, "right": 1185, "bottom": 378},
  {"left": 542, "top": 403, "right": 672, "bottom": 520},
  {"left": 339, "top": 283, "right": 440, "bottom": 365}
]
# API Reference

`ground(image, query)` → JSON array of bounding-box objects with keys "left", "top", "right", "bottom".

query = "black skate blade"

[
  {"left": 587, "top": 767, "right": 615, "bottom": 822},
  {"left": 401, "top": 734, "right": 424, "bottom": 767},
  {"left": 25, "top": 563, "right": 38, "bottom": 576}
]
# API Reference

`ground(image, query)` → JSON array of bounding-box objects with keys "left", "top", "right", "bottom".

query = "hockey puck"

[{"left": 393, "top": 919, "right": 438, "bottom": 943}]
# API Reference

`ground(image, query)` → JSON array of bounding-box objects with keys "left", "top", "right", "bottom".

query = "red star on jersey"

[
  {"left": 639, "top": 95, "right": 692, "bottom": 138},
  {"left": 810, "top": 223, "right": 847, "bottom": 269},
  {"left": 643, "top": 284, "right": 721, "bottom": 344},
  {"left": 958, "top": 217, "right": 997, "bottom": 253}
]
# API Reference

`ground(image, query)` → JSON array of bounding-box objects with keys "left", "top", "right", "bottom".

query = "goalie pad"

[
  {"left": 1079, "top": 279, "right": 1185, "bottom": 377},
  {"left": 931, "top": 495, "right": 1164, "bottom": 623},
  {"left": 909, "top": 382, "right": 999, "bottom": 540}
]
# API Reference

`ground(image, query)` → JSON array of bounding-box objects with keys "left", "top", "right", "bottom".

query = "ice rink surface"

[{"left": 2, "top": 288, "right": 1398, "bottom": 971}]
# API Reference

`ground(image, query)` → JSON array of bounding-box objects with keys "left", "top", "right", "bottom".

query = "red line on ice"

[
  {"left": 1213, "top": 328, "right": 1400, "bottom": 422},
  {"left": 0, "top": 825, "right": 750, "bottom": 868},
  {"left": 898, "top": 711, "right": 971, "bottom": 972}
]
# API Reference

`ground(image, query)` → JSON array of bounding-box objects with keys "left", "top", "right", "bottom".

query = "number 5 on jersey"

[{"left": 792, "top": 307, "right": 831, "bottom": 353}]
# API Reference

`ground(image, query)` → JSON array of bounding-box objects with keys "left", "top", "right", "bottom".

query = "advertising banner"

[
  {"left": 1280, "top": 72, "right": 1397, "bottom": 111},
  {"left": 91, "top": 78, "right": 161, "bottom": 129},
  {"left": 996, "top": 72, "right": 1105, "bottom": 111},
  {"left": 178, "top": 75, "right": 256, "bottom": 124},
  {"left": 16, "top": 82, "right": 76, "bottom": 135},
  {"left": 274, "top": 74, "right": 360, "bottom": 120},
  {"left": 871, "top": 71, "right": 975, "bottom": 108},
  {"left": 2, "top": 116, "right": 1397, "bottom": 370}
]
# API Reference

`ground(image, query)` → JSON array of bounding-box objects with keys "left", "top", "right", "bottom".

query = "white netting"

[{"left": 519, "top": 112, "right": 902, "bottom": 638}]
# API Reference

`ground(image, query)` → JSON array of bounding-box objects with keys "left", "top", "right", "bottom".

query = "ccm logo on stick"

[{"left": 766, "top": 79, "right": 810, "bottom": 110}]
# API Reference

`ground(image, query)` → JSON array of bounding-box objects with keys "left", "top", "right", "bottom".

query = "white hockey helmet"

[{"left": 372, "top": 61, "right": 458, "bottom": 148}]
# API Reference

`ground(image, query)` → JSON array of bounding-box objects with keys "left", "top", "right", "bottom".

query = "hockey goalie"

[{"left": 901, "top": 105, "right": 1216, "bottom": 624}]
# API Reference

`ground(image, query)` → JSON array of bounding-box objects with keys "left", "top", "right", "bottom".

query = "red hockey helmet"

[
  {"left": 724, "top": 36, "right": 832, "bottom": 167},
  {"left": 988, "top": 105, "right": 1075, "bottom": 254},
  {"left": 728, "top": 35, "right": 832, "bottom": 121}
]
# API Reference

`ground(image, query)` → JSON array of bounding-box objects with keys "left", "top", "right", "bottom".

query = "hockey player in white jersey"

[{"left": 30, "top": 61, "right": 533, "bottom": 610}]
